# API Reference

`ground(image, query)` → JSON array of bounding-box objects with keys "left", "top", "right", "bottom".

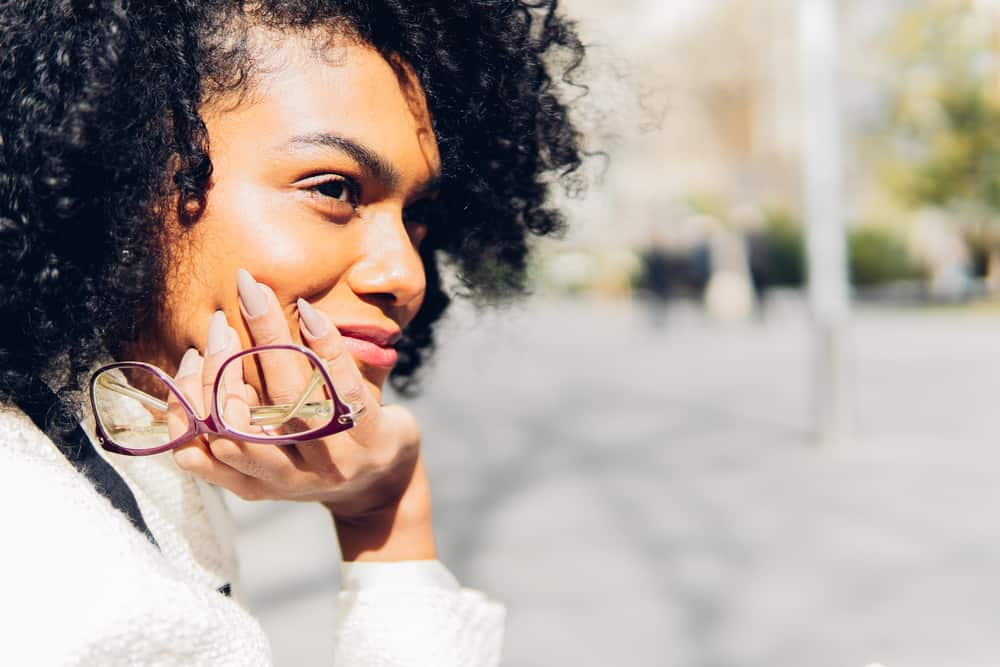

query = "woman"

[{"left": 0, "top": 1, "right": 583, "bottom": 664}]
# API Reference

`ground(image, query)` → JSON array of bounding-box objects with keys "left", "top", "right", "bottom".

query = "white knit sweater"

[{"left": 0, "top": 405, "right": 505, "bottom": 666}]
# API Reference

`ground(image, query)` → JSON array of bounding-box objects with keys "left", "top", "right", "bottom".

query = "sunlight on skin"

[{"left": 133, "top": 33, "right": 440, "bottom": 407}]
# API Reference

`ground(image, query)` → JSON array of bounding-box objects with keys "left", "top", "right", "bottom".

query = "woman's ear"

[{"left": 178, "top": 193, "right": 208, "bottom": 225}]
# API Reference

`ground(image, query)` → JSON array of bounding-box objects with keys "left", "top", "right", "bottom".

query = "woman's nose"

[{"left": 346, "top": 209, "right": 426, "bottom": 308}]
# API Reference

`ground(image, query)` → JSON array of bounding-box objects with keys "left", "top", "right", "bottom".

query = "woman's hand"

[{"left": 167, "top": 271, "right": 435, "bottom": 561}]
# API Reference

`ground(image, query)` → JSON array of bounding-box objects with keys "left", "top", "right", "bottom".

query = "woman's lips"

[{"left": 337, "top": 326, "right": 400, "bottom": 368}]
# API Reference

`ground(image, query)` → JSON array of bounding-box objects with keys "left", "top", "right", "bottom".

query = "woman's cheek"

[{"left": 230, "top": 214, "right": 349, "bottom": 293}]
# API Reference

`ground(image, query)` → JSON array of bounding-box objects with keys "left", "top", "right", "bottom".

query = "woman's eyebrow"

[{"left": 284, "top": 132, "right": 401, "bottom": 189}]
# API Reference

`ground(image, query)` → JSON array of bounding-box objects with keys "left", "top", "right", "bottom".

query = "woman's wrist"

[{"left": 329, "top": 457, "right": 437, "bottom": 562}]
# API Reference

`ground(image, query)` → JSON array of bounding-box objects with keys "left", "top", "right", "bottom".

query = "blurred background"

[{"left": 229, "top": 1, "right": 1000, "bottom": 665}]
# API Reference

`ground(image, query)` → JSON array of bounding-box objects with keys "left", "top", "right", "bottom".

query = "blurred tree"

[
  {"left": 763, "top": 209, "right": 806, "bottom": 287},
  {"left": 848, "top": 225, "right": 923, "bottom": 287},
  {"left": 880, "top": 0, "right": 1000, "bottom": 219}
]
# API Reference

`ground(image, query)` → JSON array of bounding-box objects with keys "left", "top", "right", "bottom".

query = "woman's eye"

[{"left": 311, "top": 177, "right": 359, "bottom": 206}]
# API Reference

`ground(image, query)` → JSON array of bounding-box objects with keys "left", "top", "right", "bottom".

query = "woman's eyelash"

[
  {"left": 308, "top": 176, "right": 361, "bottom": 207},
  {"left": 303, "top": 175, "right": 434, "bottom": 225}
]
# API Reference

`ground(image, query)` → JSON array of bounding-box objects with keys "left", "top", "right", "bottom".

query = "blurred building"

[
  {"left": 558, "top": 0, "right": 803, "bottom": 249},
  {"left": 559, "top": 0, "right": 914, "bottom": 238},
  {"left": 543, "top": 1, "right": 1000, "bottom": 299}
]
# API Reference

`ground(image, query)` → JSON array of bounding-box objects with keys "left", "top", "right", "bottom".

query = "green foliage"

[
  {"left": 894, "top": 85, "right": 1000, "bottom": 211},
  {"left": 762, "top": 209, "right": 805, "bottom": 287},
  {"left": 881, "top": 1, "right": 1000, "bottom": 216},
  {"left": 848, "top": 226, "right": 922, "bottom": 287},
  {"left": 759, "top": 214, "right": 921, "bottom": 288},
  {"left": 686, "top": 193, "right": 729, "bottom": 220}
]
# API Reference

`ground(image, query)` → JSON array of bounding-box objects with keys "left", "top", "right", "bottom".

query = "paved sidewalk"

[{"left": 228, "top": 297, "right": 1000, "bottom": 667}]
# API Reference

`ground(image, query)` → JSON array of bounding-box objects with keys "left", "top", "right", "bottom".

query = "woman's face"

[{"left": 149, "top": 32, "right": 440, "bottom": 403}]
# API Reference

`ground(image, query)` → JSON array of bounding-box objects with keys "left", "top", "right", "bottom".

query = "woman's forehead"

[{"left": 205, "top": 35, "right": 441, "bottom": 186}]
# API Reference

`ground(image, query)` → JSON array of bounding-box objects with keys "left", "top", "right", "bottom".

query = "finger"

[
  {"left": 218, "top": 329, "right": 255, "bottom": 437},
  {"left": 205, "top": 428, "right": 304, "bottom": 484},
  {"left": 201, "top": 313, "right": 259, "bottom": 468},
  {"left": 245, "top": 383, "right": 260, "bottom": 408},
  {"left": 167, "top": 349, "right": 251, "bottom": 489},
  {"left": 205, "top": 328, "right": 303, "bottom": 481},
  {"left": 167, "top": 348, "right": 202, "bottom": 442},
  {"left": 200, "top": 316, "right": 258, "bottom": 474},
  {"left": 236, "top": 269, "right": 312, "bottom": 404},
  {"left": 174, "top": 347, "right": 206, "bottom": 417},
  {"left": 172, "top": 443, "right": 267, "bottom": 501},
  {"left": 202, "top": 309, "right": 237, "bottom": 421},
  {"left": 199, "top": 314, "right": 304, "bottom": 485},
  {"left": 296, "top": 297, "right": 379, "bottom": 441}
]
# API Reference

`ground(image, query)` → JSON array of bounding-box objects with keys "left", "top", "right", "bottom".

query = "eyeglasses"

[{"left": 89, "top": 344, "right": 359, "bottom": 456}]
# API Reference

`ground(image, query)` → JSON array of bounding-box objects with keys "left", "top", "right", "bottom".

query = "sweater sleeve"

[
  {"left": 0, "top": 432, "right": 274, "bottom": 666},
  {"left": 334, "top": 561, "right": 506, "bottom": 667},
  {"left": 0, "top": 410, "right": 504, "bottom": 666},
  {"left": 1, "top": 456, "right": 503, "bottom": 666}
]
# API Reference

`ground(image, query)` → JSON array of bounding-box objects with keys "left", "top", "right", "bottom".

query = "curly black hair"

[{"left": 0, "top": 0, "right": 584, "bottom": 419}]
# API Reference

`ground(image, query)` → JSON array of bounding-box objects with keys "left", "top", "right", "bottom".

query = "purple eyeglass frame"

[{"left": 89, "top": 343, "right": 355, "bottom": 456}]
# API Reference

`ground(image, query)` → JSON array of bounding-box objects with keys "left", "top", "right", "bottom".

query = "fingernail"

[
  {"left": 176, "top": 348, "right": 201, "bottom": 378},
  {"left": 207, "top": 310, "right": 229, "bottom": 354},
  {"left": 237, "top": 268, "right": 268, "bottom": 318},
  {"left": 297, "top": 298, "right": 331, "bottom": 337}
]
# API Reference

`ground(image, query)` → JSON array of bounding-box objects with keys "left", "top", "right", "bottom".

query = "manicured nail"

[
  {"left": 236, "top": 268, "right": 268, "bottom": 318},
  {"left": 206, "top": 310, "right": 229, "bottom": 354},
  {"left": 176, "top": 348, "right": 201, "bottom": 378},
  {"left": 297, "top": 298, "right": 331, "bottom": 337}
]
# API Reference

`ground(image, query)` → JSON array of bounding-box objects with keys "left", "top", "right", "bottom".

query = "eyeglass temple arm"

[
  {"left": 250, "top": 368, "right": 326, "bottom": 427},
  {"left": 97, "top": 375, "right": 170, "bottom": 413},
  {"left": 97, "top": 369, "right": 334, "bottom": 426}
]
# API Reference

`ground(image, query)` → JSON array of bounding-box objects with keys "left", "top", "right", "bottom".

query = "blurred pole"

[{"left": 798, "top": 0, "right": 852, "bottom": 446}]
